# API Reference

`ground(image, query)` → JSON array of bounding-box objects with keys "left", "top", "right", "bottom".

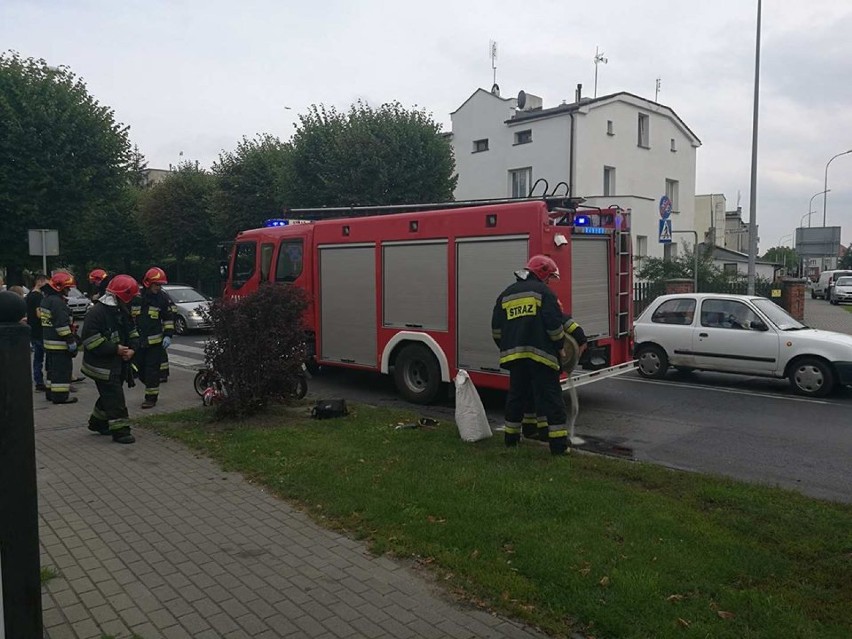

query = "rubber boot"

[{"left": 111, "top": 427, "right": 135, "bottom": 444}]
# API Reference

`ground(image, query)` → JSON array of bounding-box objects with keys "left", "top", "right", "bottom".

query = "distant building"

[
  {"left": 694, "top": 194, "right": 759, "bottom": 255},
  {"left": 698, "top": 243, "right": 779, "bottom": 280},
  {"left": 449, "top": 85, "right": 702, "bottom": 261},
  {"left": 141, "top": 168, "right": 171, "bottom": 187}
]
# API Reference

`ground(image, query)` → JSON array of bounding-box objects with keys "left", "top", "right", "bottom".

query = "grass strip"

[{"left": 144, "top": 405, "right": 852, "bottom": 639}]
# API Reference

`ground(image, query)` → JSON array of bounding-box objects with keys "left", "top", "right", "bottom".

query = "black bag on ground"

[{"left": 311, "top": 399, "right": 348, "bottom": 419}]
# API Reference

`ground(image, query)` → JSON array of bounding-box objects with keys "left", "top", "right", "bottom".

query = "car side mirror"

[{"left": 750, "top": 320, "right": 768, "bottom": 331}]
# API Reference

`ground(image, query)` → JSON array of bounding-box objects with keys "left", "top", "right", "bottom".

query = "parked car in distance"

[
  {"left": 162, "top": 284, "right": 212, "bottom": 335},
  {"left": 66, "top": 287, "right": 92, "bottom": 318},
  {"left": 829, "top": 276, "right": 852, "bottom": 305},
  {"left": 813, "top": 269, "right": 852, "bottom": 300},
  {"left": 634, "top": 293, "right": 852, "bottom": 397}
]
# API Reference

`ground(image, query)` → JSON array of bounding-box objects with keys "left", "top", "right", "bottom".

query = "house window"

[
  {"left": 664, "top": 242, "right": 678, "bottom": 261},
  {"left": 603, "top": 166, "right": 616, "bottom": 196},
  {"left": 638, "top": 113, "right": 650, "bottom": 148},
  {"left": 636, "top": 235, "right": 648, "bottom": 258},
  {"left": 514, "top": 129, "right": 532, "bottom": 145},
  {"left": 509, "top": 167, "right": 532, "bottom": 198},
  {"left": 670, "top": 138, "right": 677, "bottom": 152},
  {"left": 665, "top": 179, "right": 680, "bottom": 213},
  {"left": 723, "top": 263, "right": 738, "bottom": 275},
  {"left": 473, "top": 138, "right": 489, "bottom": 153},
  {"left": 607, "top": 120, "right": 614, "bottom": 135}
]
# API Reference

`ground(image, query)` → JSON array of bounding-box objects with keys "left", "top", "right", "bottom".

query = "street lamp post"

[
  {"left": 823, "top": 150, "right": 852, "bottom": 226},
  {"left": 746, "top": 0, "right": 762, "bottom": 295},
  {"left": 807, "top": 189, "right": 829, "bottom": 227}
]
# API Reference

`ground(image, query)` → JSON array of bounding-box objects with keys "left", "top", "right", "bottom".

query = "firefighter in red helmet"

[
  {"left": 491, "top": 255, "right": 572, "bottom": 455},
  {"left": 131, "top": 267, "right": 174, "bottom": 408},
  {"left": 39, "top": 271, "right": 79, "bottom": 404},
  {"left": 81, "top": 274, "right": 140, "bottom": 443},
  {"left": 88, "top": 268, "right": 110, "bottom": 302}
]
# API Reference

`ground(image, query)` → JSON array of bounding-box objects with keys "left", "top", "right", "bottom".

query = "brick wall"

[
  {"left": 780, "top": 278, "right": 806, "bottom": 320},
  {"left": 665, "top": 279, "right": 695, "bottom": 295}
]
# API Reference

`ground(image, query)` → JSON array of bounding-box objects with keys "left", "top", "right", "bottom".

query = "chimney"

[{"left": 575, "top": 83, "right": 582, "bottom": 102}]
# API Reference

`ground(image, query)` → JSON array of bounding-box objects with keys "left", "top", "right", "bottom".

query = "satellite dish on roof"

[{"left": 517, "top": 90, "right": 527, "bottom": 109}]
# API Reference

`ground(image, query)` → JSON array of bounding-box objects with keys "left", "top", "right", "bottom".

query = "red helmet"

[
  {"left": 142, "top": 267, "right": 168, "bottom": 288},
  {"left": 106, "top": 274, "right": 140, "bottom": 304},
  {"left": 48, "top": 271, "right": 76, "bottom": 292},
  {"left": 88, "top": 268, "right": 108, "bottom": 284},
  {"left": 525, "top": 255, "right": 560, "bottom": 281}
]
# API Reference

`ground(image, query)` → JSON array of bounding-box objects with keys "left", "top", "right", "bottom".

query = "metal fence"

[{"left": 633, "top": 280, "right": 776, "bottom": 319}]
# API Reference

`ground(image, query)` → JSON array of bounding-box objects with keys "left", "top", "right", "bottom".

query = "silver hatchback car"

[
  {"left": 162, "top": 284, "right": 212, "bottom": 334},
  {"left": 830, "top": 276, "right": 852, "bottom": 305}
]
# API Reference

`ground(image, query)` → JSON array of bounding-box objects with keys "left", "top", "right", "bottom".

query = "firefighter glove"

[{"left": 163, "top": 336, "right": 172, "bottom": 349}]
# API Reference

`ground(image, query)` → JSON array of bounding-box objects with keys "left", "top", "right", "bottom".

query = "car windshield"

[
  {"left": 68, "top": 287, "right": 86, "bottom": 299},
  {"left": 752, "top": 298, "right": 805, "bottom": 331},
  {"left": 166, "top": 288, "right": 207, "bottom": 303},
  {"left": 836, "top": 277, "right": 852, "bottom": 286}
]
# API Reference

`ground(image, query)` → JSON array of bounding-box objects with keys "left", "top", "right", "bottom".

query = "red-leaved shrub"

[{"left": 204, "top": 283, "right": 308, "bottom": 417}]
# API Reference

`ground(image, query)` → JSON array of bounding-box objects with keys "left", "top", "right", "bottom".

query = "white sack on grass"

[{"left": 454, "top": 369, "right": 492, "bottom": 442}]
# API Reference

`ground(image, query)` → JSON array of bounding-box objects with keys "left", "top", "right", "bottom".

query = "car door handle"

[{"left": 699, "top": 332, "right": 708, "bottom": 337}]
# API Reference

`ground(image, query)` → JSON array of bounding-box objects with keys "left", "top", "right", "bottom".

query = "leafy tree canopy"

[
  {"left": 137, "top": 162, "right": 217, "bottom": 280},
  {"left": 0, "top": 51, "right": 132, "bottom": 274},
  {"left": 211, "top": 134, "right": 292, "bottom": 239},
  {"left": 761, "top": 246, "right": 799, "bottom": 273},
  {"left": 840, "top": 243, "right": 852, "bottom": 270},
  {"left": 288, "top": 101, "right": 457, "bottom": 208},
  {"left": 636, "top": 245, "right": 742, "bottom": 290}
]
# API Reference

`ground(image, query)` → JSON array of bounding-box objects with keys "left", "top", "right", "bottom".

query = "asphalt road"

[{"left": 169, "top": 333, "right": 852, "bottom": 504}]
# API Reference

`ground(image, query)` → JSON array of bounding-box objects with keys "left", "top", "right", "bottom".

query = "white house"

[
  {"left": 450, "top": 85, "right": 702, "bottom": 261},
  {"left": 699, "top": 244, "right": 779, "bottom": 280}
]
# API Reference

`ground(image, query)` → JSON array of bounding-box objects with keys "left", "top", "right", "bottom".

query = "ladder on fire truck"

[{"left": 614, "top": 208, "right": 632, "bottom": 338}]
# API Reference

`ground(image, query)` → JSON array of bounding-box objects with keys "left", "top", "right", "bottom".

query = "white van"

[{"left": 813, "top": 269, "right": 852, "bottom": 300}]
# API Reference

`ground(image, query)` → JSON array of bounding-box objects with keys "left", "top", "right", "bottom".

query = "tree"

[
  {"left": 211, "top": 134, "right": 292, "bottom": 240},
  {"left": 0, "top": 52, "right": 132, "bottom": 279},
  {"left": 636, "top": 245, "right": 732, "bottom": 290},
  {"left": 840, "top": 243, "right": 852, "bottom": 270},
  {"left": 128, "top": 144, "right": 149, "bottom": 189},
  {"left": 761, "top": 246, "right": 799, "bottom": 274},
  {"left": 288, "top": 101, "right": 457, "bottom": 207},
  {"left": 137, "top": 162, "right": 216, "bottom": 281}
]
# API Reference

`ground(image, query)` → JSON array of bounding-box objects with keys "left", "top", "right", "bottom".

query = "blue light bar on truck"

[
  {"left": 265, "top": 219, "right": 289, "bottom": 227},
  {"left": 574, "top": 226, "right": 608, "bottom": 235},
  {"left": 574, "top": 215, "right": 591, "bottom": 226}
]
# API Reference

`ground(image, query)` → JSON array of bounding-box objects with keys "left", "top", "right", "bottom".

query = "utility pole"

[{"left": 746, "top": 0, "right": 762, "bottom": 295}]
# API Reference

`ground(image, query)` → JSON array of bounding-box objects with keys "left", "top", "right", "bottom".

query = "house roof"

[
  {"left": 699, "top": 243, "right": 779, "bottom": 267},
  {"left": 501, "top": 91, "right": 701, "bottom": 146}
]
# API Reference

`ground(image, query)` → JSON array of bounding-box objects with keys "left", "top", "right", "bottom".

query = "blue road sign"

[
  {"left": 659, "top": 195, "right": 673, "bottom": 220},
  {"left": 659, "top": 218, "right": 673, "bottom": 243}
]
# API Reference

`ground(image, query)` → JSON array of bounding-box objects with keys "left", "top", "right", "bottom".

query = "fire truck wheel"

[
  {"left": 636, "top": 344, "right": 669, "bottom": 379},
  {"left": 393, "top": 343, "right": 442, "bottom": 404}
]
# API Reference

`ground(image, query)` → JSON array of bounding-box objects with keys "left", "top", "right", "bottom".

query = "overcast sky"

[{"left": 4, "top": 0, "right": 851, "bottom": 248}]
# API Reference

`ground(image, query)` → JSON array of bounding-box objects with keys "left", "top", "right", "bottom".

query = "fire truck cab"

[{"left": 223, "top": 197, "right": 635, "bottom": 404}]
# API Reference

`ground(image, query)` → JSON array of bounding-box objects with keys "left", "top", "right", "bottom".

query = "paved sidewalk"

[
  {"left": 803, "top": 296, "right": 852, "bottom": 335},
  {"left": 37, "top": 363, "right": 547, "bottom": 639}
]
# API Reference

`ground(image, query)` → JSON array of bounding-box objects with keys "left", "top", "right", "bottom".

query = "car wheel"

[
  {"left": 788, "top": 357, "right": 835, "bottom": 397},
  {"left": 393, "top": 343, "right": 442, "bottom": 404},
  {"left": 636, "top": 344, "right": 669, "bottom": 379},
  {"left": 175, "top": 316, "right": 187, "bottom": 335}
]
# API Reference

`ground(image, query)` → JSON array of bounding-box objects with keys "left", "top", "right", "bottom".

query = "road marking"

[
  {"left": 169, "top": 343, "right": 205, "bottom": 355},
  {"left": 166, "top": 354, "right": 204, "bottom": 369},
  {"left": 616, "top": 376, "right": 838, "bottom": 405}
]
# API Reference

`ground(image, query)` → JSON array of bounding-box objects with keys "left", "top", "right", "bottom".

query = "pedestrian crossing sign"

[{"left": 658, "top": 218, "right": 673, "bottom": 243}]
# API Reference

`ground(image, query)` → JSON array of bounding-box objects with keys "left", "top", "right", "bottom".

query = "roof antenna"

[
  {"left": 593, "top": 46, "right": 608, "bottom": 98},
  {"left": 655, "top": 78, "right": 661, "bottom": 102},
  {"left": 489, "top": 40, "right": 500, "bottom": 96}
]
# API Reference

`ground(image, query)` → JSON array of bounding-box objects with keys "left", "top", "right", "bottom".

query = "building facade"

[{"left": 450, "top": 86, "right": 701, "bottom": 260}]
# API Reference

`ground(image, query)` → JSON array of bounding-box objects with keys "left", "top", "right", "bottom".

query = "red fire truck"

[{"left": 222, "top": 197, "right": 635, "bottom": 404}]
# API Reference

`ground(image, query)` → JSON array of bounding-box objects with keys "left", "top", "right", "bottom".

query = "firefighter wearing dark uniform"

[
  {"left": 159, "top": 291, "right": 178, "bottom": 383},
  {"left": 40, "top": 272, "right": 79, "bottom": 404},
  {"left": 131, "top": 267, "right": 174, "bottom": 408},
  {"left": 81, "top": 275, "right": 140, "bottom": 444},
  {"left": 88, "top": 268, "right": 109, "bottom": 302},
  {"left": 491, "top": 255, "right": 569, "bottom": 455}
]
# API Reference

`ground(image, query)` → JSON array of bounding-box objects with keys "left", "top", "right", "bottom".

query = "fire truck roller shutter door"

[
  {"left": 571, "top": 237, "right": 611, "bottom": 340},
  {"left": 456, "top": 236, "right": 529, "bottom": 373},
  {"left": 382, "top": 240, "right": 448, "bottom": 331},
  {"left": 319, "top": 244, "right": 377, "bottom": 367}
]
